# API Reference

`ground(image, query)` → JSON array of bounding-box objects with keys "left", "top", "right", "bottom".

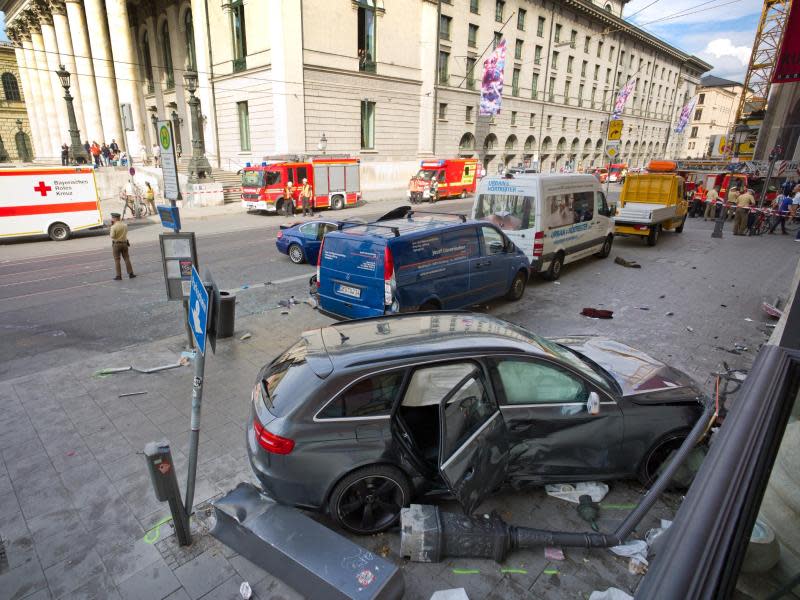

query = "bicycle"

[
  {"left": 747, "top": 210, "right": 771, "bottom": 236},
  {"left": 120, "top": 184, "right": 150, "bottom": 219}
]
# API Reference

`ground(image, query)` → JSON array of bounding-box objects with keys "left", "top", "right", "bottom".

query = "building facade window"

[
  {"left": 231, "top": 0, "right": 247, "bottom": 72},
  {"left": 511, "top": 110, "right": 517, "bottom": 125},
  {"left": 160, "top": 21, "right": 175, "bottom": 88},
  {"left": 578, "top": 83, "right": 584, "bottom": 106},
  {"left": 515, "top": 39, "right": 523, "bottom": 60},
  {"left": 184, "top": 10, "right": 197, "bottom": 71},
  {"left": 466, "top": 106, "right": 473, "bottom": 121},
  {"left": 584, "top": 35, "right": 591, "bottom": 53},
  {"left": 694, "top": 109, "right": 703, "bottom": 121},
  {"left": 529, "top": 113, "right": 536, "bottom": 126},
  {"left": 581, "top": 60, "right": 587, "bottom": 77},
  {"left": 466, "top": 57, "right": 477, "bottom": 89},
  {"left": 547, "top": 115, "right": 552, "bottom": 128},
  {"left": 358, "top": 2, "right": 376, "bottom": 72},
  {"left": 493, "top": 31, "right": 502, "bottom": 48},
  {"left": 552, "top": 51, "right": 559, "bottom": 69},
  {"left": 531, "top": 72, "right": 539, "bottom": 99},
  {"left": 534, "top": 45, "right": 542, "bottom": 65},
  {"left": 594, "top": 64, "right": 599, "bottom": 80},
  {"left": 141, "top": 34, "right": 154, "bottom": 94},
  {"left": 512, "top": 68, "right": 520, "bottom": 96},
  {"left": 438, "top": 103, "right": 447, "bottom": 119},
  {"left": 564, "top": 80, "right": 571, "bottom": 104},
  {"left": 440, "top": 15, "right": 452, "bottom": 40},
  {"left": 468, "top": 24, "right": 478, "bottom": 48},
  {"left": 2, "top": 72, "right": 20, "bottom": 101},
  {"left": 470, "top": 0, "right": 479, "bottom": 13},
  {"left": 360, "top": 100, "right": 375, "bottom": 149},
  {"left": 237, "top": 101, "right": 250, "bottom": 151},
  {"left": 567, "top": 56, "right": 573, "bottom": 73},
  {"left": 698, "top": 93, "right": 705, "bottom": 104},
  {"left": 438, "top": 50, "right": 449, "bottom": 85},
  {"left": 570, "top": 29, "right": 577, "bottom": 47},
  {"left": 548, "top": 76, "right": 556, "bottom": 102},
  {"left": 597, "top": 40, "right": 603, "bottom": 59},
  {"left": 495, "top": 0, "right": 504, "bottom": 22},
  {"left": 517, "top": 8, "right": 526, "bottom": 29},
  {"left": 554, "top": 23, "right": 562, "bottom": 42},
  {"left": 537, "top": 16, "right": 545, "bottom": 36}
]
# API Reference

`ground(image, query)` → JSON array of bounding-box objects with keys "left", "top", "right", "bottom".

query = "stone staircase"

[{"left": 176, "top": 156, "right": 242, "bottom": 204}]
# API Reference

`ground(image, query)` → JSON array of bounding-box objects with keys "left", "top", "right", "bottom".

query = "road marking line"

[{"left": 0, "top": 267, "right": 109, "bottom": 287}]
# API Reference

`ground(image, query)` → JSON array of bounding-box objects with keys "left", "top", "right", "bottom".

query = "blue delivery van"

[{"left": 316, "top": 212, "right": 530, "bottom": 319}]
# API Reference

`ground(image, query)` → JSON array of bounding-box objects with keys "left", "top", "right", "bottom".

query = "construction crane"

[{"left": 730, "top": 0, "right": 792, "bottom": 159}]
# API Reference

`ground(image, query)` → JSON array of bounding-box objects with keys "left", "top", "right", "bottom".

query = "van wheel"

[
  {"left": 332, "top": 195, "right": 345, "bottom": 210},
  {"left": 288, "top": 244, "right": 305, "bottom": 264},
  {"left": 543, "top": 252, "right": 564, "bottom": 280},
  {"left": 48, "top": 222, "right": 70, "bottom": 241},
  {"left": 328, "top": 465, "right": 411, "bottom": 535},
  {"left": 595, "top": 235, "right": 613, "bottom": 258},
  {"left": 460, "top": 190, "right": 467, "bottom": 199},
  {"left": 675, "top": 215, "right": 687, "bottom": 233},
  {"left": 646, "top": 225, "right": 661, "bottom": 246},
  {"left": 506, "top": 271, "right": 527, "bottom": 301}
]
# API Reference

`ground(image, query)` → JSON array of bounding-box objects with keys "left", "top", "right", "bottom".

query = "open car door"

[{"left": 438, "top": 366, "right": 509, "bottom": 515}]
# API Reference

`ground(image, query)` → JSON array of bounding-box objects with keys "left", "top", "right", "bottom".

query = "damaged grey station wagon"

[{"left": 246, "top": 313, "right": 709, "bottom": 534}]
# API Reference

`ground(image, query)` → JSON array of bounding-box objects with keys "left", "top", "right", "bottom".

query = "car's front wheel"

[
  {"left": 288, "top": 243, "right": 305, "bottom": 264},
  {"left": 637, "top": 431, "right": 700, "bottom": 489},
  {"left": 328, "top": 465, "right": 411, "bottom": 534}
]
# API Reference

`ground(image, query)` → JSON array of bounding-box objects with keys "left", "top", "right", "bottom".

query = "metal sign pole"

[{"left": 184, "top": 349, "right": 205, "bottom": 514}]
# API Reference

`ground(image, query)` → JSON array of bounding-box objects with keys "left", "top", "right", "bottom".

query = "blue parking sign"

[{"left": 189, "top": 266, "right": 209, "bottom": 354}]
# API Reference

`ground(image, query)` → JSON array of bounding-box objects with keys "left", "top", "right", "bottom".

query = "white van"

[{"left": 472, "top": 174, "right": 614, "bottom": 279}]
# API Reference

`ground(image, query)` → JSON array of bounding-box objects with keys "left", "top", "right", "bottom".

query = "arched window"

[
  {"left": 161, "top": 21, "right": 175, "bottom": 89},
  {"left": 184, "top": 10, "right": 197, "bottom": 71},
  {"left": 605, "top": 3, "right": 613, "bottom": 11},
  {"left": 2, "top": 73, "right": 21, "bottom": 101},
  {"left": 142, "top": 32, "right": 154, "bottom": 94}
]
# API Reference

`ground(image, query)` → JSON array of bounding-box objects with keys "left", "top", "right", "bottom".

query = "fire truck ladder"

[{"left": 732, "top": 0, "right": 792, "bottom": 128}]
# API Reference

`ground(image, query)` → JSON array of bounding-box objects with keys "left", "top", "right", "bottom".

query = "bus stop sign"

[{"left": 189, "top": 266, "right": 209, "bottom": 354}]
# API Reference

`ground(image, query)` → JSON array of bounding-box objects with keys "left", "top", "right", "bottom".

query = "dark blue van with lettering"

[{"left": 316, "top": 213, "right": 530, "bottom": 320}]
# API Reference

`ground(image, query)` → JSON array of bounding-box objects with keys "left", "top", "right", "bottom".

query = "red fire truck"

[
  {"left": 241, "top": 156, "right": 361, "bottom": 215},
  {"left": 407, "top": 158, "right": 479, "bottom": 203}
]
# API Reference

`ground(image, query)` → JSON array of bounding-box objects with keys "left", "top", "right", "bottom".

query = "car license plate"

[
  {"left": 245, "top": 202, "right": 256, "bottom": 208},
  {"left": 336, "top": 283, "right": 361, "bottom": 299}
]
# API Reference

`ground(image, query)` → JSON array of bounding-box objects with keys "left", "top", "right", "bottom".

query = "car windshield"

[
  {"left": 474, "top": 194, "right": 533, "bottom": 231},
  {"left": 414, "top": 170, "right": 436, "bottom": 181},
  {"left": 241, "top": 170, "right": 264, "bottom": 186}
]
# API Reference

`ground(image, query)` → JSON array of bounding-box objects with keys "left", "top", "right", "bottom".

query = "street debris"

[
  {"left": 614, "top": 257, "right": 641, "bottom": 269},
  {"left": 239, "top": 582, "right": 252, "bottom": 599},
  {"left": 637, "top": 307, "right": 650, "bottom": 311},
  {"left": 645, "top": 519, "right": 673, "bottom": 548},
  {"left": 665, "top": 312, "right": 674, "bottom": 317},
  {"left": 430, "top": 589, "right": 470, "bottom": 600},
  {"left": 659, "top": 294, "right": 666, "bottom": 299},
  {"left": 304, "top": 296, "right": 318, "bottom": 308},
  {"left": 545, "top": 482, "right": 609, "bottom": 504},
  {"left": 94, "top": 356, "right": 190, "bottom": 378},
  {"left": 715, "top": 343, "right": 748, "bottom": 355},
  {"left": 240, "top": 333, "right": 252, "bottom": 341},
  {"left": 745, "top": 318, "right": 754, "bottom": 322},
  {"left": 589, "top": 588, "right": 633, "bottom": 600},
  {"left": 577, "top": 494, "right": 600, "bottom": 532},
  {"left": 761, "top": 301, "right": 783, "bottom": 319},
  {"left": 543, "top": 569, "right": 560, "bottom": 575},
  {"left": 610, "top": 539, "right": 648, "bottom": 566},
  {"left": 686, "top": 326, "right": 694, "bottom": 333},
  {"left": 544, "top": 547, "right": 565, "bottom": 561},
  {"left": 581, "top": 308, "right": 614, "bottom": 319},
  {"left": 118, "top": 391, "right": 147, "bottom": 398}
]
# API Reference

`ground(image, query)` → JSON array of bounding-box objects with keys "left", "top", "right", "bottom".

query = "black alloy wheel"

[{"left": 331, "top": 467, "right": 409, "bottom": 534}]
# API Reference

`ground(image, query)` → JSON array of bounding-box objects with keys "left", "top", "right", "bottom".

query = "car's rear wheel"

[
  {"left": 506, "top": 270, "right": 527, "bottom": 301},
  {"left": 542, "top": 252, "right": 564, "bottom": 280},
  {"left": 288, "top": 243, "right": 305, "bottom": 264},
  {"left": 329, "top": 465, "right": 411, "bottom": 534}
]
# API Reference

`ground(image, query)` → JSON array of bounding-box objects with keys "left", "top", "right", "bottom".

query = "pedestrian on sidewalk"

[
  {"left": 83, "top": 140, "right": 90, "bottom": 157},
  {"left": 727, "top": 186, "right": 741, "bottom": 222},
  {"left": 769, "top": 193, "right": 792, "bottom": 234},
  {"left": 110, "top": 213, "right": 136, "bottom": 280},
  {"left": 110, "top": 139, "right": 120, "bottom": 155},
  {"left": 152, "top": 143, "right": 160, "bottom": 167},
  {"left": 283, "top": 180, "right": 295, "bottom": 216},
  {"left": 101, "top": 143, "right": 111, "bottom": 166},
  {"left": 300, "top": 178, "right": 313, "bottom": 216},
  {"left": 144, "top": 181, "right": 157, "bottom": 215},
  {"left": 733, "top": 188, "right": 755, "bottom": 235},
  {"left": 90, "top": 141, "right": 101, "bottom": 167},
  {"left": 704, "top": 186, "right": 719, "bottom": 220},
  {"left": 60, "top": 143, "right": 69, "bottom": 166}
]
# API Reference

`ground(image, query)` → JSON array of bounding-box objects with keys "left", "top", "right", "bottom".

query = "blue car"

[
  {"left": 276, "top": 219, "right": 364, "bottom": 265},
  {"left": 317, "top": 212, "right": 530, "bottom": 319}
]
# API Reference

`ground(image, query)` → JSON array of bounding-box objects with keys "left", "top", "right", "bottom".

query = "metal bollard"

[{"left": 144, "top": 440, "right": 192, "bottom": 545}]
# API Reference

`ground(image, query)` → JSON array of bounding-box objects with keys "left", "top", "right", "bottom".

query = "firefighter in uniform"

[
  {"left": 110, "top": 213, "right": 136, "bottom": 280},
  {"left": 300, "top": 178, "right": 313, "bottom": 216},
  {"left": 283, "top": 181, "right": 295, "bottom": 216}
]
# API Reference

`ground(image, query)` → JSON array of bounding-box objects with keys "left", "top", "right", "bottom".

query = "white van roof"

[{"left": 477, "top": 173, "right": 600, "bottom": 195}]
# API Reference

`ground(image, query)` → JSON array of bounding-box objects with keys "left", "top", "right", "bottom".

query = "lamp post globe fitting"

[
  {"left": 318, "top": 132, "right": 328, "bottom": 153},
  {"left": 56, "top": 64, "right": 70, "bottom": 90},
  {"left": 184, "top": 70, "right": 198, "bottom": 94}
]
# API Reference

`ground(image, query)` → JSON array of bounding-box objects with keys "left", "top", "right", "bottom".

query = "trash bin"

[{"left": 218, "top": 291, "right": 236, "bottom": 338}]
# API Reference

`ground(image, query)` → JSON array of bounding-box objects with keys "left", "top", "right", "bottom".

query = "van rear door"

[{"left": 318, "top": 233, "right": 386, "bottom": 319}]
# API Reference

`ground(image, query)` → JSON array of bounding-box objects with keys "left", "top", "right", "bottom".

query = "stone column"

[
  {"left": 64, "top": 0, "right": 103, "bottom": 143},
  {"left": 267, "top": 0, "right": 305, "bottom": 153},
  {"left": 18, "top": 32, "right": 51, "bottom": 159},
  {"left": 49, "top": 0, "right": 87, "bottom": 138},
  {"left": 145, "top": 17, "right": 166, "bottom": 116},
  {"left": 190, "top": 0, "right": 217, "bottom": 162},
  {"left": 104, "top": 0, "right": 146, "bottom": 154},
  {"left": 26, "top": 12, "right": 61, "bottom": 158},
  {"left": 34, "top": 0, "right": 72, "bottom": 153},
  {"left": 7, "top": 25, "right": 45, "bottom": 159},
  {"left": 82, "top": 0, "right": 123, "bottom": 145},
  {"left": 167, "top": 4, "right": 190, "bottom": 153}
]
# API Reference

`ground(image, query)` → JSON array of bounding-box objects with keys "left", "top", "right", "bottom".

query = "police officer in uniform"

[{"left": 110, "top": 213, "right": 136, "bottom": 280}]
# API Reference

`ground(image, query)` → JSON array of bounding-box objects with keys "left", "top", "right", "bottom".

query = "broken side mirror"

[{"left": 586, "top": 391, "right": 600, "bottom": 415}]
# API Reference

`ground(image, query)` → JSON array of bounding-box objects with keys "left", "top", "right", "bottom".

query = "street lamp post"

[
  {"left": 183, "top": 70, "right": 212, "bottom": 183},
  {"left": 55, "top": 64, "right": 90, "bottom": 165}
]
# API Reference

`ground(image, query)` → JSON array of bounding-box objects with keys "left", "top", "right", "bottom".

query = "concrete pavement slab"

[
  {"left": 117, "top": 559, "right": 183, "bottom": 600},
  {"left": 43, "top": 549, "right": 107, "bottom": 598},
  {"left": 173, "top": 549, "right": 236, "bottom": 600},
  {"left": 0, "top": 558, "right": 48, "bottom": 600}
]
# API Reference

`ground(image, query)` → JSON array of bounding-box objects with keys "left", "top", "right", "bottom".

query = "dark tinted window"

[
  {"left": 265, "top": 170, "right": 281, "bottom": 186},
  {"left": 318, "top": 372, "right": 404, "bottom": 418},
  {"left": 296, "top": 166, "right": 309, "bottom": 183}
]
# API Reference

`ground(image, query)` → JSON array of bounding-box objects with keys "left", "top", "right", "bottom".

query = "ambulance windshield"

[{"left": 414, "top": 170, "right": 437, "bottom": 181}]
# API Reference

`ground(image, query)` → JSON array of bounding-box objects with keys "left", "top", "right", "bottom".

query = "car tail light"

[
  {"left": 253, "top": 417, "right": 295, "bottom": 454},
  {"left": 384, "top": 246, "right": 396, "bottom": 305},
  {"left": 316, "top": 238, "right": 325, "bottom": 287},
  {"left": 276, "top": 230, "right": 283, "bottom": 239},
  {"left": 533, "top": 231, "right": 544, "bottom": 258}
]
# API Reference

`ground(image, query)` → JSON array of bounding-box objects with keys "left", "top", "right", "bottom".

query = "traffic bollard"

[{"left": 144, "top": 440, "right": 192, "bottom": 546}]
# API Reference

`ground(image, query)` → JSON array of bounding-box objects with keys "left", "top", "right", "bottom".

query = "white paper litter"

[
  {"left": 610, "top": 539, "right": 648, "bottom": 566},
  {"left": 240, "top": 581, "right": 252, "bottom": 599},
  {"left": 588, "top": 588, "right": 633, "bottom": 600},
  {"left": 544, "top": 482, "right": 609, "bottom": 504},
  {"left": 645, "top": 519, "right": 673, "bottom": 547}
]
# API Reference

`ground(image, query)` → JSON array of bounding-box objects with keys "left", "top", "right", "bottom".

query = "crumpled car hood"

[{"left": 552, "top": 336, "right": 705, "bottom": 402}]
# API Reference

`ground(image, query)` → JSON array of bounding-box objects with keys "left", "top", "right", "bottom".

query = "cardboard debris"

[
  {"left": 614, "top": 257, "right": 641, "bottom": 269},
  {"left": 545, "top": 482, "right": 609, "bottom": 504}
]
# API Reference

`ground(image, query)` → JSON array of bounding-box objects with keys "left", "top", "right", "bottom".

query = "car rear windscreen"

[{"left": 260, "top": 340, "right": 319, "bottom": 416}]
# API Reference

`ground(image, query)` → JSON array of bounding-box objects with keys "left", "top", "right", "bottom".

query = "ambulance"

[
  {"left": 407, "top": 158, "right": 478, "bottom": 203},
  {"left": 0, "top": 167, "right": 103, "bottom": 241}
]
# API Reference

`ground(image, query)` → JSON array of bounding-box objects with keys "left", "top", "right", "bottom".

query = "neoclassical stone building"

[
  {"left": 0, "top": 41, "right": 33, "bottom": 161},
  {"left": 1, "top": 0, "right": 711, "bottom": 182}
]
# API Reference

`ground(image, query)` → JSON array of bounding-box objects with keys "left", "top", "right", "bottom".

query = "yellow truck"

[{"left": 613, "top": 161, "right": 688, "bottom": 247}]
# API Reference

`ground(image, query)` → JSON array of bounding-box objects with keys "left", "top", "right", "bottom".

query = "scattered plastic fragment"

[
  {"left": 452, "top": 569, "right": 480, "bottom": 575},
  {"left": 645, "top": 519, "right": 673, "bottom": 547},
  {"left": 614, "top": 257, "right": 641, "bottom": 268},
  {"left": 430, "top": 589, "right": 470, "bottom": 600},
  {"left": 628, "top": 558, "right": 648, "bottom": 575},
  {"left": 543, "top": 569, "right": 559, "bottom": 575},
  {"left": 544, "top": 547, "right": 565, "bottom": 561},
  {"left": 761, "top": 302, "right": 782, "bottom": 319},
  {"left": 610, "top": 540, "right": 648, "bottom": 566},
  {"left": 665, "top": 312, "right": 674, "bottom": 317},
  {"left": 745, "top": 318, "right": 754, "bottom": 322},
  {"left": 545, "top": 482, "right": 609, "bottom": 504},
  {"left": 589, "top": 588, "right": 633, "bottom": 600},
  {"left": 553, "top": 281, "right": 560, "bottom": 285},
  {"left": 686, "top": 326, "right": 694, "bottom": 333},
  {"left": 240, "top": 581, "right": 252, "bottom": 599},
  {"left": 119, "top": 391, "right": 147, "bottom": 398},
  {"left": 581, "top": 308, "right": 614, "bottom": 319},
  {"left": 637, "top": 307, "right": 650, "bottom": 311},
  {"left": 240, "top": 333, "right": 252, "bottom": 341},
  {"left": 577, "top": 495, "right": 600, "bottom": 532}
]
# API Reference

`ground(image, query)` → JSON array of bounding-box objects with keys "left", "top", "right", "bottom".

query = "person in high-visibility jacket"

[{"left": 300, "top": 178, "right": 313, "bottom": 216}]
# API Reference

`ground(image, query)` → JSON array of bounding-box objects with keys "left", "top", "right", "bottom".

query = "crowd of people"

[{"left": 60, "top": 139, "right": 130, "bottom": 167}]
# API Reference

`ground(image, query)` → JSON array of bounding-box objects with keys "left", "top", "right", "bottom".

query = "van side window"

[
  {"left": 317, "top": 371, "right": 404, "bottom": 419},
  {"left": 572, "top": 191, "right": 594, "bottom": 222},
  {"left": 481, "top": 225, "right": 505, "bottom": 255},
  {"left": 597, "top": 192, "right": 610, "bottom": 216}
]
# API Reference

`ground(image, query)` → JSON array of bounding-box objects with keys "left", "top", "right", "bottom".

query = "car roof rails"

[
  {"left": 406, "top": 210, "right": 467, "bottom": 223},
  {"left": 336, "top": 221, "right": 401, "bottom": 237}
]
